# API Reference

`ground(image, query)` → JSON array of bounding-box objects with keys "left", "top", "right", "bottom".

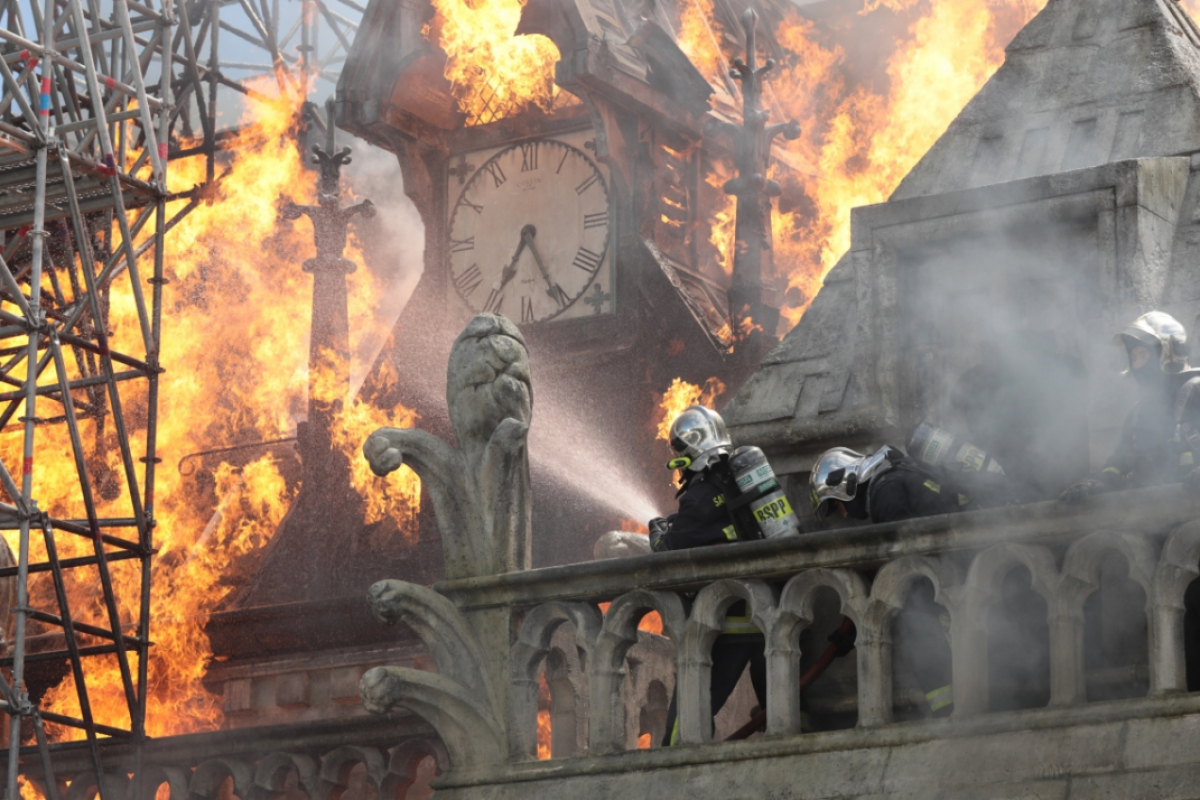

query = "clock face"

[{"left": 448, "top": 139, "right": 610, "bottom": 324}]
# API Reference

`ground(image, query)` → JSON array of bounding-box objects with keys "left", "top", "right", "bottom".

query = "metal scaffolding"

[{"left": 0, "top": 0, "right": 362, "bottom": 795}]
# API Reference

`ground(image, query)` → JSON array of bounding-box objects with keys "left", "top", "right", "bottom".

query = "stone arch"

[
  {"left": 676, "top": 579, "right": 778, "bottom": 744},
  {"left": 131, "top": 767, "right": 190, "bottom": 800},
  {"left": 251, "top": 754, "right": 318, "bottom": 800},
  {"left": 381, "top": 740, "right": 448, "bottom": 800},
  {"left": 509, "top": 601, "right": 601, "bottom": 760},
  {"left": 1061, "top": 531, "right": 1156, "bottom": 614},
  {"left": 776, "top": 569, "right": 869, "bottom": 734},
  {"left": 1155, "top": 520, "right": 1200, "bottom": 693},
  {"left": 868, "top": 556, "right": 962, "bottom": 628},
  {"left": 864, "top": 556, "right": 962, "bottom": 726},
  {"left": 65, "top": 774, "right": 130, "bottom": 800},
  {"left": 189, "top": 760, "right": 253, "bottom": 800},
  {"left": 955, "top": 543, "right": 1057, "bottom": 715},
  {"left": 589, "top": 590, "right": 686, "bottom": 754},
  {"left": 1061, "top": 531, "right": 1157, "bottom": 702},
  {"left": 316, "top": 746, "right": 387, "bottom": 800}
]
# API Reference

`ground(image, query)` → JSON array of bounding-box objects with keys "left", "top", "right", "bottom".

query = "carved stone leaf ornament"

[{"left": 359, "top": 313, "right": 534, "bottom": 770}]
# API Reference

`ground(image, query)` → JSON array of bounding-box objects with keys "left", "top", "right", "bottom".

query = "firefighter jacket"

[
  {"left": 654, "top": 470, "right": 758, "bottom": 635},
  {"left": 654, "top": 471, "right": 737, "bottom": 551},
  {"left": 1105, "top": 369, "right": 1200, "bottom": 487},
  {"left": 859, "top": 458, "right": 964, "bottom": 524}
]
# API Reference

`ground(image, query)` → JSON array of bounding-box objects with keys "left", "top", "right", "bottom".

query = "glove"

[
  {"left": 1059, "top": 479, "right": 1105, "bottom": 504},
  {"left": 827, "top": 620, "right": 857, "bottom": 657},
  {"left": 1186, "top": 467, "right": 1200, "bottom": 494},
  {"left": 649, "top": 517, "right": 670, "bottom": 552}
]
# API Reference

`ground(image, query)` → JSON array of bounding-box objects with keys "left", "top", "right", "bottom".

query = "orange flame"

[
  {"left": 654, "top": 377, "right": 727, "bottom": 442},
  {"left": 597, "top": 602, "right": 663, "bottom": 635},
  {"left": 637, "top": 732, "right": 652, "bottom": 749},
  {"left": 4, "top": 75, "right": 419, "bottom": 740},
  {"left": 765, "top": 0, "right": 1048, "bottom": 323},
  {"left": 676, "top": 0, "right": 724, "bottom": 82},
  {"left": 425, "top": 0, "right": 570, "bottom": 125},
  {"left": 537, "top": 670, "right": 552, "bottom": 760}
]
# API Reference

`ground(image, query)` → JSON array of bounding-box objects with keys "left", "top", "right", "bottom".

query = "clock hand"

[
  {"left": 521, "top": 224, "right": 564, "bottom": 301},
  {"left": 497, "top": 233, "right": 528, "bottom": 293}
]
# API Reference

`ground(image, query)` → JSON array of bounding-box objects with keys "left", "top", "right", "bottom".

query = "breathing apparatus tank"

[
  {"left": 728, "top": 446, "right": 800, "bottom": 539},
  {"left": 907, "top": 421, "right": 1004, "bottom": 474}
]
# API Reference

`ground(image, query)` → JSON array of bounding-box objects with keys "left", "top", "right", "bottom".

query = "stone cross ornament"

[{"left": 280, "top": 97, "right": 376, "bottom": 276}]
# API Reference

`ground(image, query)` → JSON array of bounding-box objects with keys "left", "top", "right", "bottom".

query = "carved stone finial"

[
  {"left": 717, "top": 7, "right": 801, "bottom": 341},
  {"left": 362, "top": 313, "right": 533, "bottom": 579}
]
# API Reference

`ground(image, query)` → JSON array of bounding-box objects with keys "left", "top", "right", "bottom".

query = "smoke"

[{"left": 339, "top": 124, "right": 427, "bottom": 395}]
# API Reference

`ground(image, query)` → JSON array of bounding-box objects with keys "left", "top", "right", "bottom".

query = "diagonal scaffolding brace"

[{"left": 0, "top": 0, "right": 362, "bottom": 793}]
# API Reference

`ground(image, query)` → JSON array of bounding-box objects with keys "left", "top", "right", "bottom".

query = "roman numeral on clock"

[
  {"left": 572, "top": 247, "right": 603, "bottom": 273},
  {"left": 583, "top": 211, "right": 607, "bottom": 229},
  {"left": 483, "top": 161, "right": 507, "bottom": 188},
  {"left": 450, "top": 236, "right": 474, "bottom": 254},
  {"left": 521, "top": 143, "right": 538, "bottom": 172},
  {"left": 453, "top": 264, "right": 483, "bottom": 297},
  {"left": 456, "top": 195, "right": 483, "bottom": 214},
  {"left": 483, "top": 287, "right": 505, "bottom": 314},
  {"left": 575, "top": 173, "right": 600, "bottom": 195},
  {"left": 521, "top": 295, "right": 534, "bottom": 323},
  {"left": 550, "top": 283, "right": 570, "bottom": 307}
]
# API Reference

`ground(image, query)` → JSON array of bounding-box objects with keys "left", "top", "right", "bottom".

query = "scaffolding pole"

[{"left": 0, "top": 0, "right": 362, "bottom": 793}]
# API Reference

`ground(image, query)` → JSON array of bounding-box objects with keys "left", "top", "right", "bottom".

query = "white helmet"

[
  {"left": 809, "top": 446, "right": 897, "bottom": 518},
  {"left": 1115, "top": 311, "right": 1190, "bottom": 374},
  {"left": 668, "top": 405, "right": 732, "bottom": 471}
]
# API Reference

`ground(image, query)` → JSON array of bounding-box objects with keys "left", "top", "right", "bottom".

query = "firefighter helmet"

[
  {"left": 810, "top": 446, "right": 900, "bottom": 518},
  {"left": 668, "top": 405, "right": 732, "bottom": 471},
  {"left": 810, "top": 447, "right": 866, "bottom": 518},
  {"left": 1115, "top": 311, "right": 1190, "bottom": 374}
]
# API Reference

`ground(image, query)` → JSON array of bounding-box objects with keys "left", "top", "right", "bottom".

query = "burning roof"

[{"left": 723, "top": 0, "right": 1200, "bottom": 464}]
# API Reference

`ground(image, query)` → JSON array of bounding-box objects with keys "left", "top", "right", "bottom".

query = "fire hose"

[{"left": 725, "top": 616, "right": 855, "bottom": 741}]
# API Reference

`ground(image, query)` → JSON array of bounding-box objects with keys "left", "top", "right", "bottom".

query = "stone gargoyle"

[
  {"left": 363, "top": 312, "right": 533, "bottom": 579},
  {"left": 359, "top": 313, "right": 534, "bottom": 770}
]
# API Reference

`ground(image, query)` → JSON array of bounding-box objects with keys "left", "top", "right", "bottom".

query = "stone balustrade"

[
  {"left": 17, "top": 485, "right": 1200, "bottom": 800},
  {"left": 434, "top": 484, "right": 1200, "bottom": 763},
  {"left": 13, "top": 716, "right": 447, "bottom": 800}
]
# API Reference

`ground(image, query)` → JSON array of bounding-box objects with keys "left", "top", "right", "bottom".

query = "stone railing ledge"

[
  {"left": 434, "top": 689, "right": 1200, "bottom": 790},
  {"left": 436, "top": 484, "right": 1200, "bottom": 610}
]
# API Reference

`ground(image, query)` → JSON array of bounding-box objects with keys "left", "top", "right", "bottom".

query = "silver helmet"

[
  {"left": 668, "top": 405, "right": 732, "bottom": 471},
  {"left": 1115, "top": 311, "right": 1190, "bottom": 374},
  {"left": 809, "top": 446, "right": 897, "bottom": 518}
]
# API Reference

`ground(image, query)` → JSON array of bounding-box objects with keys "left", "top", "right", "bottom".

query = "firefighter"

[
  {"left": 809, "top": 445, "right": 964, "bottom": 524},
  {"left": 1061, "top": 311, "right": 1200, "bottom": 501},
  {"left": 808, "top": 445, "right": 958, "bottom": 717},
  {"left": 649, "top": 405, "right": 766, "bottom": 745},
  {"left": 949, "top": 331, "right": 1090, "bottom": 502}
]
